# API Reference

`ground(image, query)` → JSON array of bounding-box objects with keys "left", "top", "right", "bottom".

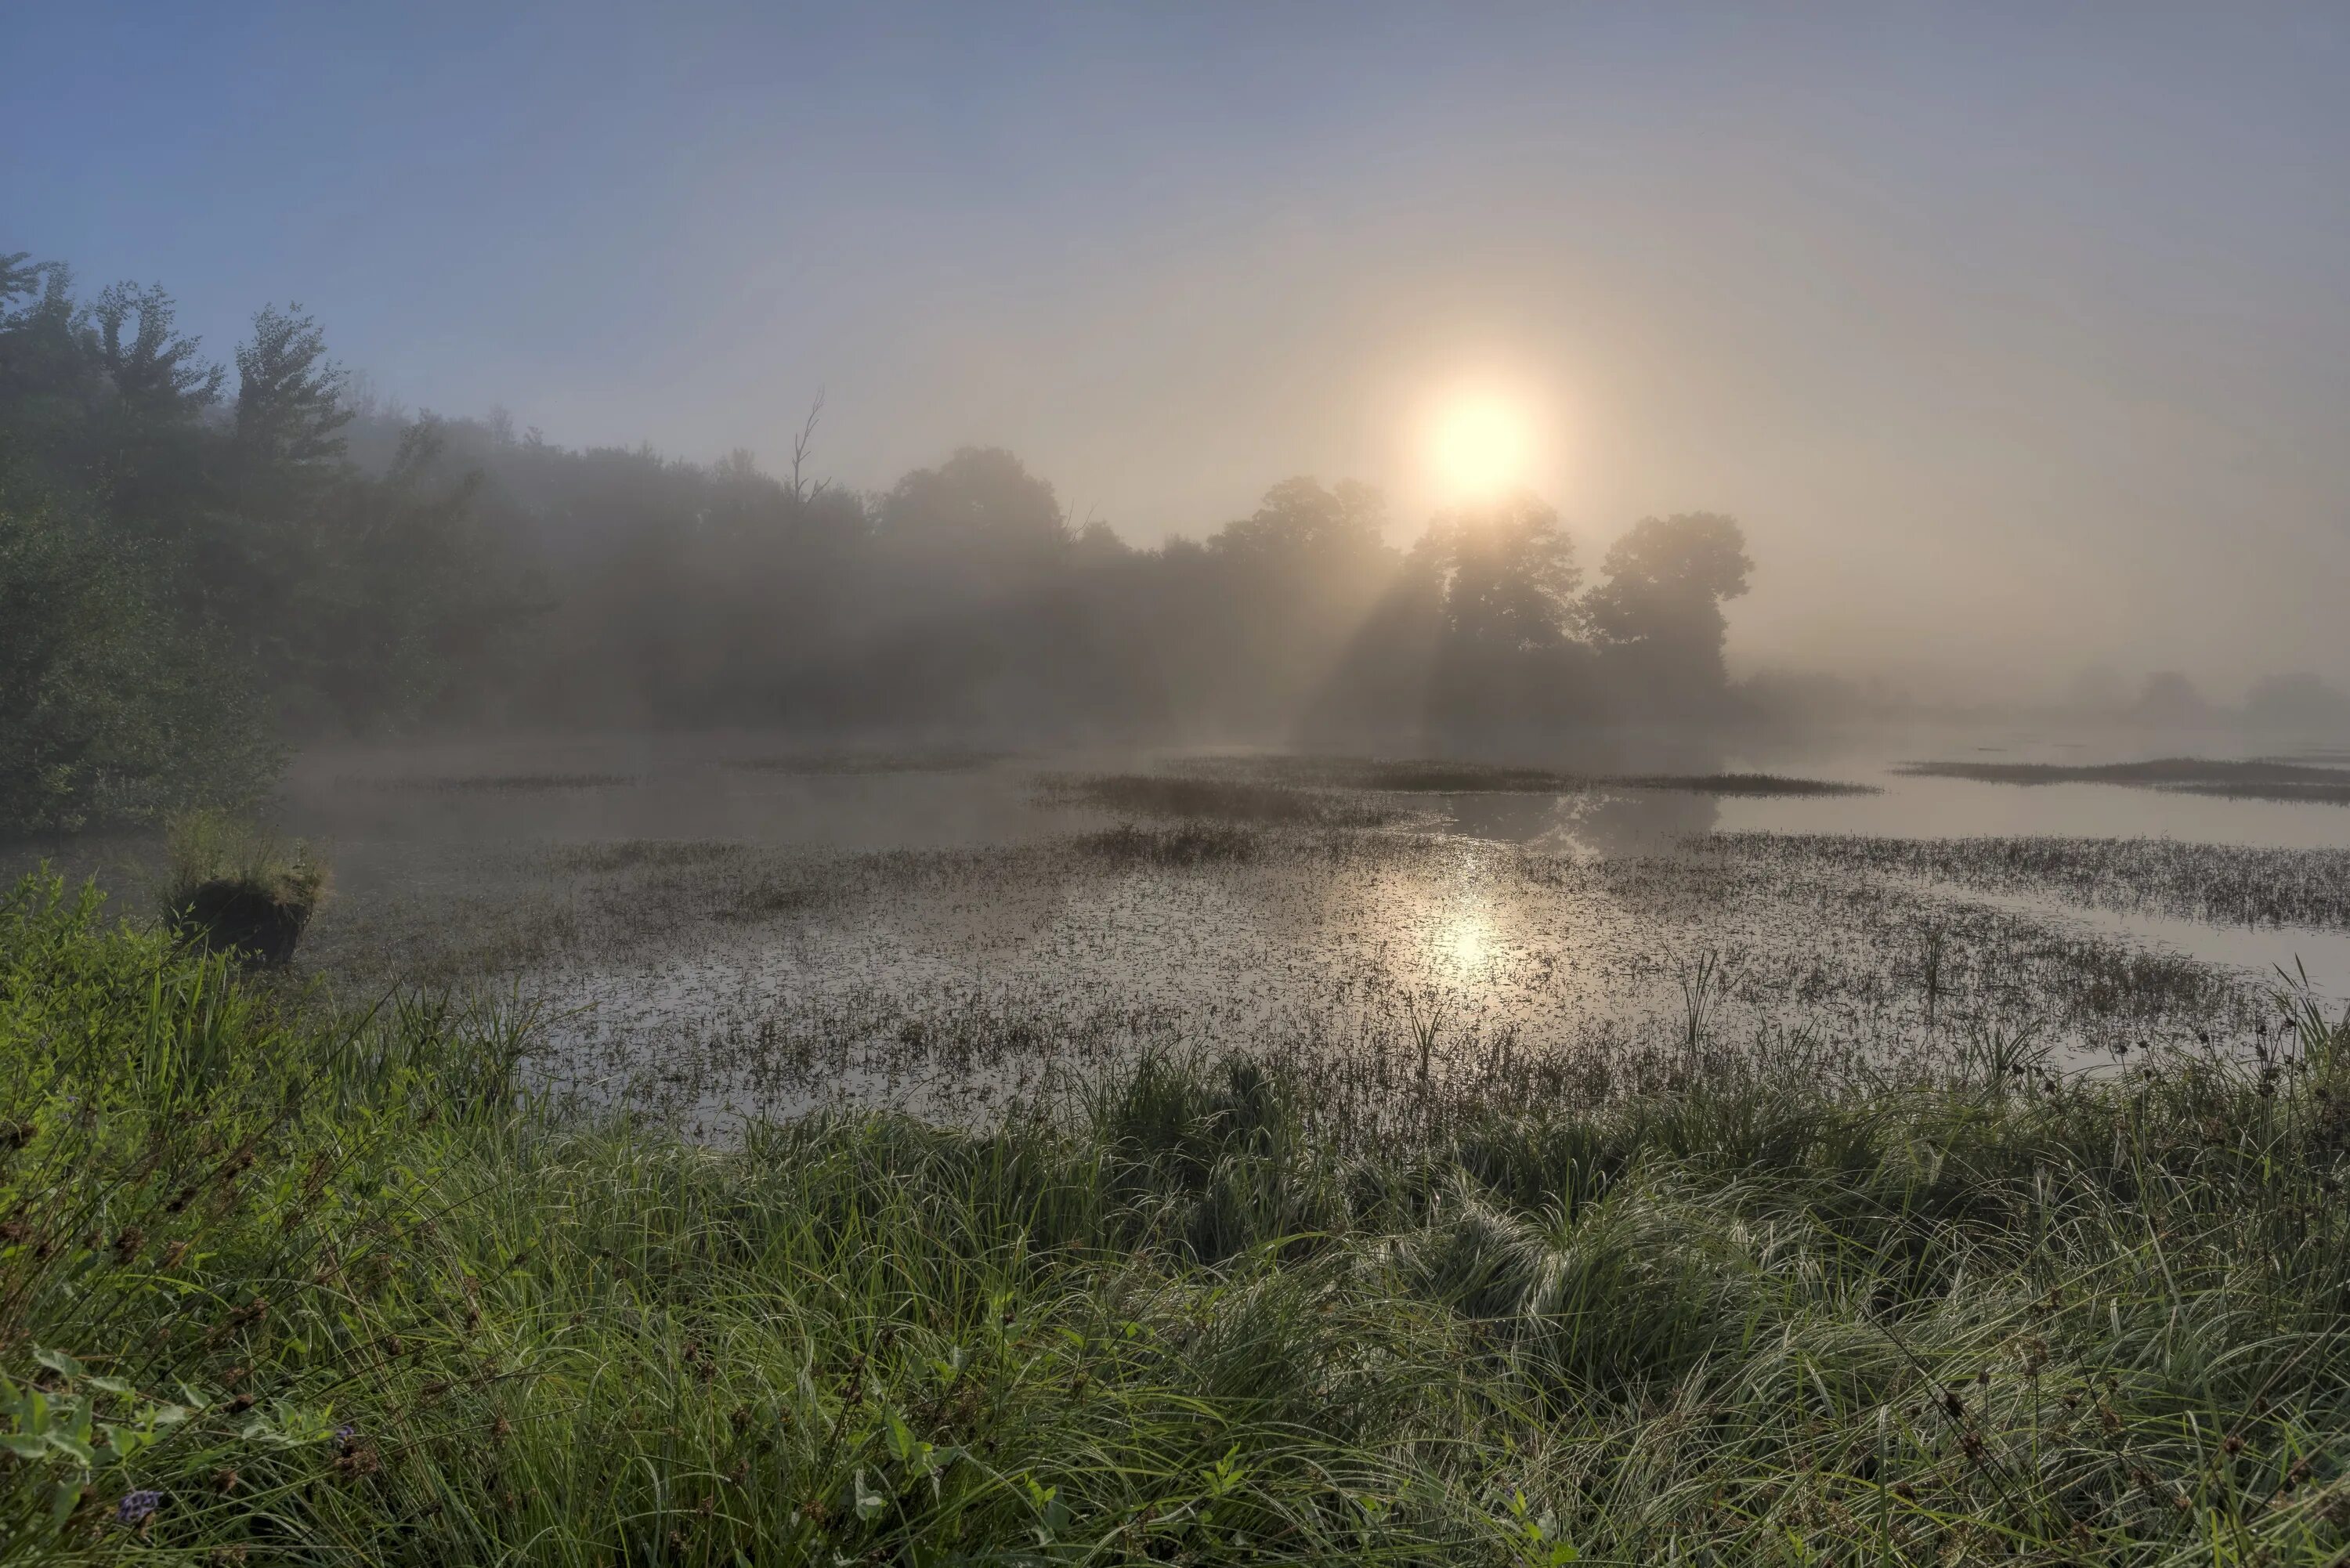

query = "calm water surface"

[
  {"left": 18, "top": 728, "right": 2346, "bottom": 1120},
  {"left": 269, "top": 729, "right": 2350, "bottom": 995}
]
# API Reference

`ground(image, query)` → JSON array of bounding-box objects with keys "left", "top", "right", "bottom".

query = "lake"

[{"left": 0, "top": 727, "right": 2251, "bottom": 1126}]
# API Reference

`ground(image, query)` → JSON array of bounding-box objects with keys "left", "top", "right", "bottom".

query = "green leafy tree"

[
  {"left": 234, "top": 304, "right": 352, "bottom": 469},
  {"left": 0, "top": 481, "right": 274, "bottom": 833},
  {"left": 83, "top": 281, "right": 224, "bottom": 414},
  {"left": 302, "top": 422, "right": 528, "bottom": 729},
  {"left": 0, "top": 251, "right": 533, "bottom": 829}
]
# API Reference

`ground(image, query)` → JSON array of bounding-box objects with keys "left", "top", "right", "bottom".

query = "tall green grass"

[
  {"left": 158, "top": 811, "right": 325, "bottom": 909},
  {"left": 6, "top": 868, "right": 2350, "bottom": 1562}
]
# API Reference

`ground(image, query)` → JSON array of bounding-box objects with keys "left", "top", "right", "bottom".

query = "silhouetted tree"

[
  {"left": 1412, "top": 493, "right": 1593, "bottom": 745},
  {"left": 876, "top": 446, "right": 1069, "bottom": 609},
  {"left": 1071, "top": 517, "right": 1133, "bottom": 568},
  {"left": 85, "top": 281, "right": 224, "bottom": 416},
  {"left": 2245, "top": 672, "right": 2350, "bottom": 732},
  {"left": 1180, "top": 478, "right": 1401, "bottom": 737},
  {"left": 235, "top": 305, "right": 353, "bottom": 468},
  {"left": 2131, "top": 670, "right": 2214, "bottom": 728},
  {"left": 1585, "top": 512, "right": 1752, "bottom": 712},
  {"left": 1215, "top": 476, "right": 1385, "bottom": 562},
  {"left": 1423, "top": 492, "right": 1582, "bottom": 652},
  {"left": 0, "top": 252, "right": 538, "bottom": 826}
]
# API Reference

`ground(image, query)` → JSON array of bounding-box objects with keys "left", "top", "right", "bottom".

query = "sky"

[{"left": 8, "top": 2, "right": 2349, "bottom": 698}]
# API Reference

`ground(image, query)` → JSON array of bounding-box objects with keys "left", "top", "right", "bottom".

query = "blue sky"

[{"left": 8, "top": 3, "right": 2348, "bottom": 691}]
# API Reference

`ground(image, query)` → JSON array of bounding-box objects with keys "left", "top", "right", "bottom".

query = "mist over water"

[
  {"left": 5, "top": 2, "right": 2348, "bottom": 1123},
  {"left": 92, "top": 726, "right": 2293, "bottom": 1132}
]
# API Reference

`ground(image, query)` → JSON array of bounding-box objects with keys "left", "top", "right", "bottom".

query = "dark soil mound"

[{"left": 174, "top": 880, "right": 313, "bottom": 966}]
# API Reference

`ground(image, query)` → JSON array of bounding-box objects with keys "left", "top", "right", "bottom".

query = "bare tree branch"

[{"left": 789, "top": 389, "right": 828, "bottom": 503}]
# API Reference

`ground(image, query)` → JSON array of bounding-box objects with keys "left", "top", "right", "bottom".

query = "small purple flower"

[
  {"left": 333, "top": 1422, "right": 359, "bottom": 1449},
  {"left": 115, "top": 1490, "right": 162, "bottom": 1526}
]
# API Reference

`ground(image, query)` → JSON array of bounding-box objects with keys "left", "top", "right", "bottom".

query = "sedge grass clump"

[
  {"left": 159, "top": 810, "right": 328, "bottom": 966},
  {"left": 543, "top": 838, "right": 739, "bottom": 874}
]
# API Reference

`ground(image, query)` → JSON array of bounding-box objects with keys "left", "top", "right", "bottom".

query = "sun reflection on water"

[
  {"left": 1413, "top": 848, "right": 1511, "bottom": 989},
  {"left": 1435, "top": 904, "right": 1493, "bottom": 976}
]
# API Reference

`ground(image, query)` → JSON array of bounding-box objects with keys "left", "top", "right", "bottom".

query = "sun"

[{"left": 1426, "top": 388, "right": 1537, "bottom": 503}]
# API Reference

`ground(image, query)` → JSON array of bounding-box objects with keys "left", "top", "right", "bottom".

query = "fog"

[
  {"left": 23, "top": 16, "right": 2350, "bottom": 1556},
  {"left": 8, "top": 3, "right": 2350, "bottom": 786}
]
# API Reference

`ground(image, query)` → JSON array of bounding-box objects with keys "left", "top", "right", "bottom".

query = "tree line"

[{"left": 2, "top": 249, "right": 1753, "bottom": 833}]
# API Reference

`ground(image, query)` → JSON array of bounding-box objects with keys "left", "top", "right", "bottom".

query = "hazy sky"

[{"left": 9, "top": 3, "right": 2348, "bottom": 696}]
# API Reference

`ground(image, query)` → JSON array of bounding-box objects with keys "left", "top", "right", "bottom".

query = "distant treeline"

[{"left": 2, "top": 251, "right": 1754, "bottom": 832}]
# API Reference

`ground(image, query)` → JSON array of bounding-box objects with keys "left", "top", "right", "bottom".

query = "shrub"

[
  {"left": 0, "top": 490, "right": 279, "bottom": 836},
  {"left": 161, "top": 811, "right": 328, "bottom": 965}
]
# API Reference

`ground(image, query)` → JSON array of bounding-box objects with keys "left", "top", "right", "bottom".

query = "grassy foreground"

[{"left": 5, "top": 873, "right": 2350, "bottom": 1563}]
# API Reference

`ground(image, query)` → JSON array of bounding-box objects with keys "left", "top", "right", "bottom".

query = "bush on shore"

[{"left": 158, "top": 811, "right": 328, "bottom": 967}]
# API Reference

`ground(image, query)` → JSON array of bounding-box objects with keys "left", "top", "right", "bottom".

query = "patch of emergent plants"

[
  {"left": 1902, "top": 755, "right": 2350, "bottom": 795},
  {"left": 710, "top": 873, "right": 831, "bottom": 923},
  {"left": 544, "top": 840, "right": 742, "bottom": 874},
  {"left": 540, "top": 840, "right": 835, "bottom": 931},
  {"left": 1040, "top": 773, "right": 1407, "bottom": 827},
  {"left": 2161, "top": 779, "right": 2350, "bottom": 805},
  {"left": 1611, "top": 771, "right": 1879, "bottom": 797},
  {"left": 1174, "top": 754, "right": 1876, "bottom": 796},
  {"left": 1708, "top": 830, "right": 2350, "bottom": 929},
  {"left": 722, "top": 750, "right": 1010, "bottom": 775},
  {"left": 1073, "top": 822, "right": 1264, "bottom": 867},
  {"left": 1191, "top": 756, "right": 1591, "bottom": 793},
  {"left": 13, "top": 866, "right": 2350, "bottom": 1563},
  {"left": 301, "top": 883, "right": 580, "bottom": 992},
  {"left": 342, "top": 771, "right": 642, "bottom": 793}
]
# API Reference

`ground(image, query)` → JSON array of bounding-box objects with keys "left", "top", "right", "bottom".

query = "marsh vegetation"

[
  {"left": 1904, "top": 757, "right": 2350, "bottom": 805},
  {"left": 336, "top": 771, "right": 645, "bottom": 793},
  {"left": 1171, "top": 755, "right": 1879, "bottom": 797},
  {"left": 1037, "top": 773, "right": 1413, "bottom": 827},
  {"left": 222, "top": 750, "right": 2295, "bottom": 1149},
  {"left": 1711, "top": 833, "right": 2350, "bottom": 931},
  {"left": 13, "top": 864, "right": 2350, "bottom": 1563}
]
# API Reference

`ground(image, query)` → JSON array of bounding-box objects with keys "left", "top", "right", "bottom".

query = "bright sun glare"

[{"left": 1426, "top": 390, "right": 1537, "bottom": 503}]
